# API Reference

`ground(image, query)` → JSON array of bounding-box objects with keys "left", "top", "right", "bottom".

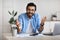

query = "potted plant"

[
  {"left": 51, "top": 14, "right": 57, "bottom": 21},
  {"left": 8, "top": 10, "right": 17, "bottom": 34},
  {"left": 8, "top": 10, "right": 17, "bottom": 24}
]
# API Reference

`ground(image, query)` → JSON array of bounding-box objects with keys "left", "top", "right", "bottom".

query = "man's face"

[{"left": 26, "top": 6, "right": 36, "bottom": 18}]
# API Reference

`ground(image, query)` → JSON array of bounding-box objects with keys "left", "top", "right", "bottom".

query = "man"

[{"left": 16, "top": 2, "right": 46, "bottom": 34}]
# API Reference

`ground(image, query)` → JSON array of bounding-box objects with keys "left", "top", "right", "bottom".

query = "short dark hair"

[{"left": 26, "top": 2, "right": 36, "bottom": 11}]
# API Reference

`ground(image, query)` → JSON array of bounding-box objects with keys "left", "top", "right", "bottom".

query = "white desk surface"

[{"left": 2, "top": 33, "right": 60, "bottom": 40}]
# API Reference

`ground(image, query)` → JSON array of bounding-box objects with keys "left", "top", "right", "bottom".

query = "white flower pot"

[
  {"left": 52, "top": 17, "right": 57, "bottom": 21},
  {"left": 10, "top": 24, "right": 17, "bottom": 36}
]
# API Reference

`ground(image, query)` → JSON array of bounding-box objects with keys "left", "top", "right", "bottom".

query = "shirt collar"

[{"left": 25, "top": 13, "right": 35, "bottom": 20}]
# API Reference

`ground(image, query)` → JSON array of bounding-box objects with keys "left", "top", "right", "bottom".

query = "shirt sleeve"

[
  {"left": 36, "top": 14, "right": 41, "bottom": 30},
  {"left": 18, "top": 15, "right": 23, "bottom": 28}
]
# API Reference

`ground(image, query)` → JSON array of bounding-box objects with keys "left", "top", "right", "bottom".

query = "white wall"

[
  {"left": 2, "top": 0, "right": 60, "bottom": 33},
  {"left": 0, "top": 0, "right": 2, "bottom": 40}
]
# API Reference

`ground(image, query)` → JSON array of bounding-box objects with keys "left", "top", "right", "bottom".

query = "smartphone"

[{"left": 30, "top": 33, "right": 39, "bottom": 36}]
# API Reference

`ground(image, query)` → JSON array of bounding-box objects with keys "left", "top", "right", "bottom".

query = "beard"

[{"left": 26, "top": 12, "right": 34, "bottom": 18}]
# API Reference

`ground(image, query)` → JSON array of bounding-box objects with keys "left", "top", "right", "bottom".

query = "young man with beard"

[{"left": 16, "top": 2, "right": 46, "bottom": 34}]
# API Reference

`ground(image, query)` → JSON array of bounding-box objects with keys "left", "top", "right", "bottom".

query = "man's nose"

[{"left": 29, "top": 10, "right": 33, "bottom": 13}]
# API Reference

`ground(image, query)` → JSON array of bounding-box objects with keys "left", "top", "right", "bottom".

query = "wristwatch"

[{"left": 40, "top": 23, "right": 44, "bottom": 26}]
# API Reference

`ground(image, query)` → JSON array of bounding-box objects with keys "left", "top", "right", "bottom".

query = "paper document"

[
  {"left": 16, "top": 33, "right": 30, "bottom": 37},
  {"left": 16, "top": 33, "right": 44, "bottom": 37}
]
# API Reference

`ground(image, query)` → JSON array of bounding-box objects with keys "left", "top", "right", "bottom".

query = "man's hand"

[
  {"left": 16, "top": 20, "right": 20, "bottom": 27},
  {"left": 40, "top": 16, "right": 46, "bottom": 32},
  {"left": 41, "top": 16, "right": 46, "bottom": 24},
  {"left": 16, "top": 20, "right": 21, "bottom": 33}
]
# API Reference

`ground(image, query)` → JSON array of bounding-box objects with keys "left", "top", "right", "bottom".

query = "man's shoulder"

[
  {"left": 34, "top": 13, "right": 40, "bottom": 17},
  {"left": 19, "top": 13, "right": 26, "bottom": 16}
]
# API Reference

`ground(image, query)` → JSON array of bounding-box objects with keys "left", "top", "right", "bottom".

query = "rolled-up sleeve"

[
  {"left": 18, "top": 15, "right": 23, "bottom": 27},
  {"left": 18, "top": 15, "right": 22, "bottom": 24},
  {"left": 36, "top": 14, "right": 41, "bottom": 30}
]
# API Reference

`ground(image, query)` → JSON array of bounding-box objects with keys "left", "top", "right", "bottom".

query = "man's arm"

[
  {"left": 39, "top": 23, "right": 44, "bottom": 32},
  {"left": 39, "top": 16, "right": 46, "bottom": 32},
  {"left": 16, "top": 20, "right": 21, "bottom": 33}
]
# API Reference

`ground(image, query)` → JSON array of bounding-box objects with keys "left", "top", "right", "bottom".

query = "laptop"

[{"left": 43, "top": 23, "right": 60, "bottom": 36}]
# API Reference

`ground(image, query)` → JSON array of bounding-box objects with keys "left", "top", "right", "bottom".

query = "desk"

[{"left": 2, "top": 33, "right": 60, "bottom": 40}]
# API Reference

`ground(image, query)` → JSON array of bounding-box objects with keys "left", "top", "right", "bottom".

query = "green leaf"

[
  {"left": 14, "top": 20, "right": 16, "bottom": 24},
  {"left": 9, "top": 17, "right": 14, "bottom": 24},
  {"left": 12, "top": 10, "right": 14, "bottom": 16},
  {"left": 14, "top": 12, "right": 17, "bottom": 16},
  {"left": 8, "top": 11, "right": 11, "bottom": 15}
]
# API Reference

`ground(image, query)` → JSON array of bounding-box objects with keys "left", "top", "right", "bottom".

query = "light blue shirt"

[{"left": 18, "top": 13, "right": 41, "bottom": 33}]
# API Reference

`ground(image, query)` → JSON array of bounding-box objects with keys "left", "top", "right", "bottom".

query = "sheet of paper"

[
  {"left": 16, "top": 33, "right": 30, "bottom": 37},
  {"left": 16, "top": 33, "right": 45, "bottom": 37}
]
